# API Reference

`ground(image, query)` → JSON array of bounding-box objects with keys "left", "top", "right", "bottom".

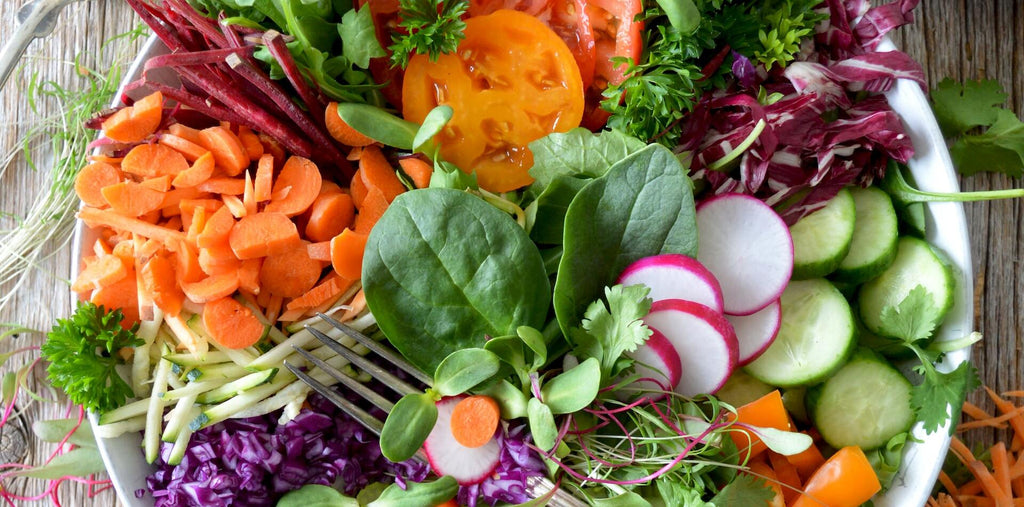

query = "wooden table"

[{"left": 0, "top": 0, "right": 1020, "bottom": 505}]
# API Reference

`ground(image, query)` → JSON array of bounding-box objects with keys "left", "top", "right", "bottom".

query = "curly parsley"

[
  {"left": 41, "top": 302, "right": 142, "bottom": 413},
  {"left": 389, "top": 0, "right": 469, "bottom": 68}
]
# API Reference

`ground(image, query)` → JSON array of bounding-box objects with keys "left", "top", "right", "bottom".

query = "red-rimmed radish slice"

[
  {"left": 695, "top": 193, "right": 793, "bottom": 316},
  {"left": 644, "top": 299, "right": 738, "bottom": 397},
  {"left": 617, "top": 253, "right": 724, "bottom": 312},
  {"left": 726, "top": 299, "right": 782, "bottom": 366},
  {"left": 422, "top": 395, "right": 501, "bottom": 485},
  {"left": 626, "top": 328, "right": 683, "bottom": 395}
]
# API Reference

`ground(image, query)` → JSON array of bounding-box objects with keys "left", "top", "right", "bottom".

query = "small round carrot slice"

[
  {"left": 203, "top": 296, "right": 265, "bottom": 349},
  {"left": 449, "top": 395, "right": 501, "bottom": 448},
  {"left": 75, "top": 162, "right": 123, "bottom": 207}
]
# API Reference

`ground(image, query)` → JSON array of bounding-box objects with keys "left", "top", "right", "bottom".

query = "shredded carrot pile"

[
  {"left": 929, "top": 387, "right": 1024, "bottom": 506},
  {"left": 74, "top": 91, "right": 431, "bottom": 349}
]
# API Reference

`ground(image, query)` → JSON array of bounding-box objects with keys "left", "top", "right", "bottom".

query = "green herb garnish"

[
  {"left": 41, "top": 302, "right": 143, "bottom": 413},
  {"left": 389, "top": 0, "right": 469, "bottom": 68}
]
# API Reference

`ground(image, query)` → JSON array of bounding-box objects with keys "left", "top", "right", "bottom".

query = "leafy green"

[
  {"left": 7, "top": 447, "right": 106, "bottom": 480},
  {"left": 433, "top": 348, "right": 501, "bottom": 397},
  {"left": 875, "top": 286, "right": 981, "bottom": 434},
  {"left": 553, "top": 144, "right": 697, "bottom": 337},
  {"left": 930, "top": 79, "right": 1024, "bottom": 177},
  {"left": 338, "top": 4, "right": 387, "bottom": 69},
  {"left": 389, "top": 0, "right": 469, "bottom": 68},
  {"left": 528, "top": 128, "right": 648, "bottom": 190},
  {"left": 336, "top": 102, "right": 420, "bottom": 150},
  {"left": 528, "top": 396, "right": 558, "bottom": 451},
  {"left": 708, "top": 474, "right": 776, "bottom": 506},
  {"left": 379, "top": 392, "right": 438, "bottom": 462},
  {"left": 571, "top": 285, "right": 654, "bottom": 385},
  {"left": 362, "top": 188, "right": 550, "bottom": 373},
  {"left": 880, "top": 161, "right": 1024, "bottom": 207},
  {"left": 368, "top": 475, "right": 458, "bottom": 506},
  {"left": 277, "top": 484, "right": 358, "bottom": 507},
  {"left": 40, "top": 302, "right": 142, "bottom": 413},
  {"left": 540, "top": 357, "right": 601, "bottom": 414}
]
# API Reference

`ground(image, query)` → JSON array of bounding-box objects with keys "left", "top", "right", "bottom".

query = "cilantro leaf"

[
  {"left": 876, "top": 285, "right": 942, "bottom": 343},
  {"left": 910, "top": 358, "right": 980, "bottom": 434},
  {"left": 388, "top": 0, "right": 468, "bottom": 68},
  {"left": 930, "top": 78, "right": 1008, "bottom": 138},
  {"left": 709, "top": 474, "right": 776, "bottom": 506},
  {"left": 41, "top": 302, "right": 142, "bottom": 413},
  {"left": 572, "top": 284, "right": 653, "bottom": 384},
  {"left": 338, "top": 4, "right": 386, "bottom": 69},
  {"left": 950, "top": 109, "right": 1024, "bottom": 177}
]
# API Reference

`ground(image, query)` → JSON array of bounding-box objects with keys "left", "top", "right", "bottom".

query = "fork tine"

[
  {"left": 283, "top": 360, "right": 384, "bottom": 436},
  {"left": 305, "top": 325, "right": 421, "bottom": 396},
  {"left": 316, "top": 313, "right": 433, "bottom": 386},
  {"left": 291, "top": 346, "right": 396, "bottom": 413}
]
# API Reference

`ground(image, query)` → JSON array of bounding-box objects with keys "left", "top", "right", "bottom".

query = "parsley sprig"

[
  {"left": 876, "top": 285, "right": 980, "bottom": 434},
  {"left": 389, "top": 0, "right": 469, "bottom": 68},
  {"left": 41, "top": 302, "right": 142, "bottom": 413}
]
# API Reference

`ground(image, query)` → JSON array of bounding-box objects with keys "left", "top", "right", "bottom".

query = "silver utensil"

[
  {"left": 0, "top": 0, "right": 82, "bottom": 91},
  {"left": 285, "top": 313, "right": 587, "bottom": 507}
]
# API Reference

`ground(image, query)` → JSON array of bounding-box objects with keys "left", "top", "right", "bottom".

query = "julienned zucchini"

[
  {"left": 806, "top": 349, "right": 914, "bottom": 450},
  {"left": 195, "top": 368, "right": 279, "bottom": 404}
]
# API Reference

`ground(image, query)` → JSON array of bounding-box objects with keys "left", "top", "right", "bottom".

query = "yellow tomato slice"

[{"left": 402, "top": 9, "right": 585, "bottom": 193}]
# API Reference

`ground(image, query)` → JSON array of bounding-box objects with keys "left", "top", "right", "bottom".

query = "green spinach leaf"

[
  {"left": 553, "top": 144, "right": 697, "bottom": 337},
  {"left": 363, "top": 188, "right": 550, "bottom": 372}
]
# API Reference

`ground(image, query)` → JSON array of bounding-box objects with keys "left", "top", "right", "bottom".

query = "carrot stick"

[
  {"left": 75, "top": 162, "right": 123, "bottom": 207},
  {"left": 168, "top": 123, "right": 203, "bottom": 145},
  {"left": 238, "top": 127, "right": 265, "bottom": 162},
  {"left": 450, "top": 395, "right": 501, "bottom": 448},
  {"left": 197, "top": 177, "right": 246, "bottom": 195},
  {"left": 330, "top": 228, "right": 368, "bottom": 280},
  {"left": 969, "top": 460, "right": 1013, "bottom": 506},
  {"left": 172, "top": 151, "right": 216, "bottom": 188},
  {"left": 174, "top": 241, "right": 205, "bottom": 284},
  {"left": 161, "top": 188, "right": 211, "bottom": 216},
  {"left": 222, "top": 195, "right": 247, "bottom": 218},
  {"left": 238, "top": 258, "right": 262, "bottom": 297},
  {"left": 358, "top": 145, "right": 406, "bottom": 202},
  {"left": 243, "top": 171, "right": 257, "bottom": 216},
  {"left": 988, "top": 387, "right": 1024, "bottom": 450},
  {"left": 993, "top": 442, "right": 1013, "bottom": 500},
  {"left": 78, "top": 207, "right": 186, "bottom": 249},
  {"left": 186, "top": 205, "right": 208, "bottom": 244},
  {"left": 159, "top": 133, "right": 209, "bottom": 162},
  {"left": 259, "top": 241, "right": 323, "bottom": 298},
  {"left": 265, "top": 294, "right": 283, "bottom": 323},
  {"left": 140, "top": 253, "right": 184, "bottom": 317},
  {"left": 198, "top": 125, "right": 250, "bottom": 176},
  {"left": 101, "top": 181, "right": 167, "bottom": 217},
  {"left": 102, "top": 91, "right": 163, "bottom": 143},
  {"left": 350, "top": 168, "right": 367, "bottom": 208},
  {"left": 121, "top": 143, "right": 189, "bottom": 178},
  {"left": 353, "top": 187, "right": 389, "bottom": 234},
  {"left": 203, "top": 297, "right": 265, "bottom": 349},
  {"left": 305, "top": 192, "right": 355, "bottom": 243},
  {"left": 264, "top": 156, "right": 323, "bottom": 216},
  {"left": 324, "top": 101, "right": 376, "bottom": 147},
  {"left": 399, "top": 156, "right": 433, "bottom": 189},
  {"left": 254, "top": 154, "right": 274, "bottom": 202},
  {"left": 228, "top": 212, "right": 301, "bottom": 260},
  {"left": 307, "top": 241, "right": 331, "bottom": 262},
  {"left": 181, "top": 272, "right": 239, "bottom": 303}
]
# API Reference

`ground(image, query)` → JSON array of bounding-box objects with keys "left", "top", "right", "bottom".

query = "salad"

[{"left": 25, "top": 0, "right": 1006, "bottom": 505}]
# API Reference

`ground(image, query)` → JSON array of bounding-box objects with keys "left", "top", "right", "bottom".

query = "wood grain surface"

[{"left": 0, "top": 0, "right": 1020, "bottom": 505}]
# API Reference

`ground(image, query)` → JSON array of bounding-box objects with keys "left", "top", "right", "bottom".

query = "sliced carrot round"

[
  {"left": 228, "top": 212, "right": 301, "bottom": 260},
  {"left": 198, "top": 126, "right": 250, "bottom": 176},
  {"left": 259, "top": 241, "right": 324, "bottom": 298},
  {"left": 182, "top": 272, "right": 239, "bottom": 303},
  {"left": 121, "top": 143, "right": 189, "bottom": 178},
  {"left": 305, "top": 193, "right": 355, "bottom": 243},
  {"left": 102, "top": 91, "right": 164, "bottom": 143},
  {"left": 75, "top": 162, "right": 123, "bottom": 207},
  {"left": 203, "top": 296, "right": 265, "bottom": 349},
  {"left": 264, "top": 156, "right": 323, "bottom": 217},
  {"left": 449, "top": 395, "right": 501, "bottom": 448},
  {"left": 325, "top": 102, "right": 376, "bottom": 147}
]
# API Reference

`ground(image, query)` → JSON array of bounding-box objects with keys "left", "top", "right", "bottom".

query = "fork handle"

[{"left": 526, "top": 476, "right": 589, "bottom": 506}]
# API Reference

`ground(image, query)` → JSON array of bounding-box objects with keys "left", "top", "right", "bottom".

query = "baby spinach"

[
  {"left": 368, "top": 475, "right": 458, "bottom": 507},
  {"left": 553, "top": 144, "right": 698, "bottom": 336},
  {"left": 362, "top": 188, "right": 550, "bottom": 373}
]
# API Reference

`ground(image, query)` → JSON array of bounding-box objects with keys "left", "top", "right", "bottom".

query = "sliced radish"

[
  {"left": 422, "top": 396, "right": 500, "bottom": 485},
  {"left": 617, "top": 254, "right": 724, "bottom": 312},
  {"left": 695, "top": 193, "right": 793, "bottom": 316},
  {"left": 726, "top": 299, "right": 782, "bottom": 366},
  {"left": 626, "top": 328, "right": 683, "bottom": 395},
  {"left": 644, "top": 299, "right": 738, "bottom": 397}
]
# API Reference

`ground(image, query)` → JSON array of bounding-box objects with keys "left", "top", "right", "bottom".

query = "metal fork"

[
  {"left": 283, "top": 313, "right": 587, "bottom": 507},
  {"left": 0, "top": 0, "right": 83, "bottom": 91}
]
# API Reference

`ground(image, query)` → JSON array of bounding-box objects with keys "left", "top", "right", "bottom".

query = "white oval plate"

[{"left": 76, "top": 36, "right": 971, "bottom": 507}]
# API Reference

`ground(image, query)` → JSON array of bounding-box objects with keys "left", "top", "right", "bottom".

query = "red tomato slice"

[{"left": 581, "top": 0, "right": 643, "bottom": 129}]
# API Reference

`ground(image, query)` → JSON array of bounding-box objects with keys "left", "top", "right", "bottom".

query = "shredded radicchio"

[
  {"left": 688, "top": 0, "right": 923, "bottom": 223},
  {"left": 140, "top": 394, "right": 429, "bottom": 507},
  {"left": 457, "top": 424, "right": 547, "bottom": 507}
]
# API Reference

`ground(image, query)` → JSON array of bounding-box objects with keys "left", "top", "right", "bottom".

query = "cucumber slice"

[
  {"left": 832, "top": 186, "right": 899, "bottom": 284},
  {"left": 744, "top": 279, "right": 856, "bottom": 387},
  {"left": 789, "top": 188, "right": 856, "bottom": 280},
  {"left": 807, "top": 349, "right": 914, "bottom": 450},
  {"left": 857, "top": 236, "right": 955, "bottom": 340}
]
